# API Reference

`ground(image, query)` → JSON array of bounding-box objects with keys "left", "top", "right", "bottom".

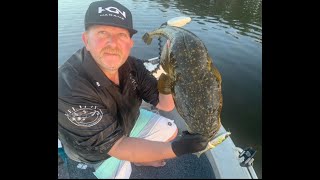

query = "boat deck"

[{"left": 58, "top": 151, "right": 215, "bottom": 179}]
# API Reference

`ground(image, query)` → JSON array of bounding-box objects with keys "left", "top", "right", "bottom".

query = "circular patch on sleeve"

[{"left": 65, "top": 106, "right": 103, "bottom": 127}]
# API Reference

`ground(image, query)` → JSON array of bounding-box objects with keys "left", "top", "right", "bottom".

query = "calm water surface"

[{"left": 58, "top": 0, "right": 262, "bottom": 178}]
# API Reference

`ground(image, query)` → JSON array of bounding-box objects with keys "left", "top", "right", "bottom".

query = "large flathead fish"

[{"left": 142, "top": 26, "right": 226, "bottom": 155}]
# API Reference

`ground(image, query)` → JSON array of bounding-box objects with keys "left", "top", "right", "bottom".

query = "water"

[{"left": 58, "top": 0, "right": 262, "bottom": 178}]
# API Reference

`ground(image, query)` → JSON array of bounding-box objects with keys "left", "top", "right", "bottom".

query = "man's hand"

[
  {"left": 171, "top": 131, "right": 209, "bottom": 157},
  {"left": 157, "top": 73, "right": 172, "bottom": 95}
]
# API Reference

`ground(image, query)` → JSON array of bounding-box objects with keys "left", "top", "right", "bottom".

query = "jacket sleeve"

[
  {"left": 58, "top": 68, "right": 124, "bottom": 163},
  {"left": 134, "top": 59, "right": 159, "bottom": 107}
]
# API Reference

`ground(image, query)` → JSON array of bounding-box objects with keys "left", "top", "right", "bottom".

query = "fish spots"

[{"left": 143, "top": 26, "right": 222, "bottom": 138}]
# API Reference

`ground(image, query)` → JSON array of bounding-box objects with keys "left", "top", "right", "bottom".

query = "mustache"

[{"left": 102, "top": 47, "right": 122, "bottom": 56}]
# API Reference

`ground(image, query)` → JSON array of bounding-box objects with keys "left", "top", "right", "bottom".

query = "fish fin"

[
  {"left": 212, "top": 65, "right": 222, "bottom": 83},
  {"left": 208, "top": 57, "right": 222, "bottom": 83},
  {"left": 142, "top": 33, "right": 153, "bottom": 45}
]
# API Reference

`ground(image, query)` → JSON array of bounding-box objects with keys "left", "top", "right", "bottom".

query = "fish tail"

[
  {"left": 193, "top": 151, "right": 205, "bottom": 158},
  {"left": 192, "top": 132, "right": 231, "bottom": 157},
  {"left": 196, "top": 152, "right": 202, "bottom": 158}
]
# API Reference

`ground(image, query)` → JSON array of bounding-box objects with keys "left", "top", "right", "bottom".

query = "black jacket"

[{"left": 58, "top": 47, "right": 159, "bottom": 164}]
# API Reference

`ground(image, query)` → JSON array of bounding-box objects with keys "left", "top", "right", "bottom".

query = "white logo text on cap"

[{"left": 98, "top": 6, "right": 126, "bottom": 18}]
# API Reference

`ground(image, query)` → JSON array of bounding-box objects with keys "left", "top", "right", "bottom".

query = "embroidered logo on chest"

[{"left": 65, "top": 106, "right": 103, "bottom": 127}]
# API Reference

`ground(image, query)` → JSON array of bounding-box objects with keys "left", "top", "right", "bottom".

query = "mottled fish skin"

[{"left": 142, "top": 26, "right": 222, "bottom": 140}]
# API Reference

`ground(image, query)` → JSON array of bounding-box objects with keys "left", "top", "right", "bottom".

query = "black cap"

[{"left": 85, "top": 0, "right": 137, "bottom": 36}]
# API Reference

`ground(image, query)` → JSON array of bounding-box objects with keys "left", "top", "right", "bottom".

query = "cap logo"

[{"left": 98, "top": 6, "right": 126, "bottom": 19}]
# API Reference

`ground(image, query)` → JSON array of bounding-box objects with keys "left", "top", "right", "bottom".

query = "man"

[{"left": 58, "top": 0, "right": 209, "bottom": 178}]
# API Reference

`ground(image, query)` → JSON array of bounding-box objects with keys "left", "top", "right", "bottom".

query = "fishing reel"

[{"left": 239, "top": 147, "right": 257, "bottom": 167}]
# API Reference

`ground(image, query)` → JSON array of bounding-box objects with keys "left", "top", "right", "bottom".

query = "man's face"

[{"left": 82, "top": 25, "right": 134, "bottom": 73}]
